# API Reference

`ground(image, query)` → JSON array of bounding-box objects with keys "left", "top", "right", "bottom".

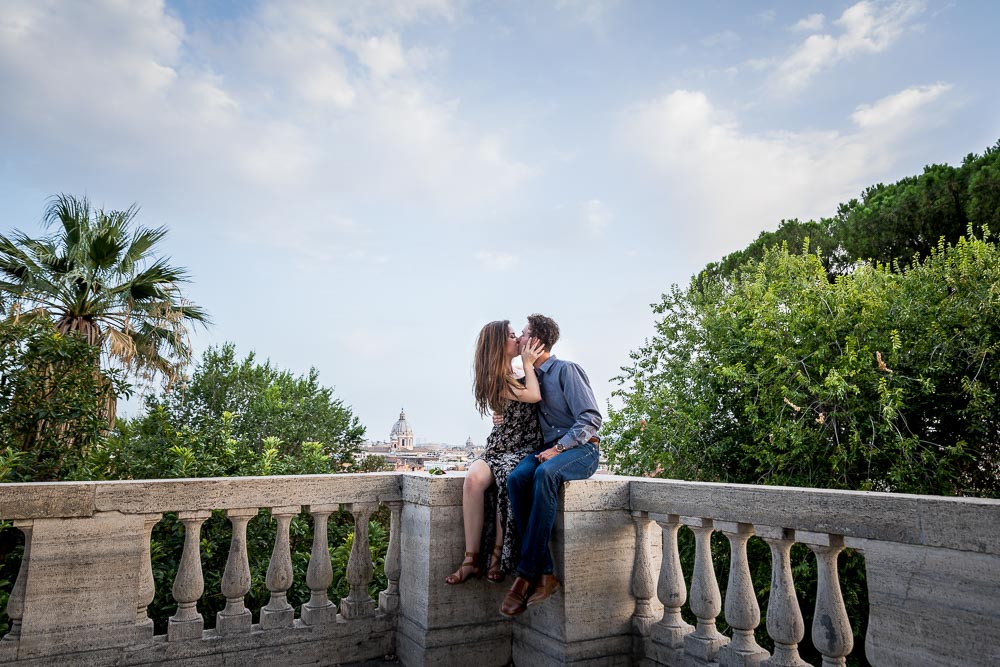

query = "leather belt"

[{"left": 588, "top": 436, "right": 600, "bottom": 445}]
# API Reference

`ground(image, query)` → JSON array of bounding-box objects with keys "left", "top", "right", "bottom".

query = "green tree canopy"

[
  {"left": 0, "top": 319, "right": 129, "bottom": 482},
  {"left": 704, "top": 140, "right": 1000, "bottom": 283},
  {"left": 0, "top": 194, "right": 209, "bottom": 388},
  {"left": 95, "top": 343, "right": 367, "bottom": 479},
  {"left": 606, "top": 232, "right": 1000, "bottom": 497}
]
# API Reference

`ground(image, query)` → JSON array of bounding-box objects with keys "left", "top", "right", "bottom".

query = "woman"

[{"left": 445, "top": 320, "right": 544, "bottom": 584}]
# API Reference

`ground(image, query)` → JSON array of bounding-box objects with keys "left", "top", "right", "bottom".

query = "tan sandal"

[
  {"left": 486, "top": 544, "right": 505, "bottom": 583},
  {"left": 445, "top": 551, "right": 481, "bottom": 585}
]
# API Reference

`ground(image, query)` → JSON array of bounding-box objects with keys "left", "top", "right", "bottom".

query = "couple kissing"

[{"left": 445, "top": 313, "right": 602, "bottom": 618}]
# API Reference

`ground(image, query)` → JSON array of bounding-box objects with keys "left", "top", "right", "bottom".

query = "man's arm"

[{"left": 556, "top": 363, "right": 602, "bottom": 449}]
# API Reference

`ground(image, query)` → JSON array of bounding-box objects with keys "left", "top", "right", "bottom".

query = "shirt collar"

[{"left": 536, "top": 355, "right": 558, "bottom": 374}]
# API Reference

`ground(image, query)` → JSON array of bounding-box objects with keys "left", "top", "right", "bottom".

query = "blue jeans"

[{"left": 506, "top": 442, "right": 600, "bottom": 580}]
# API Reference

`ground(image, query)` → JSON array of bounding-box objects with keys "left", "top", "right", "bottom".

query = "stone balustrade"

[{"left": 1, "top": 473, "right": 999, "bottom": 666}]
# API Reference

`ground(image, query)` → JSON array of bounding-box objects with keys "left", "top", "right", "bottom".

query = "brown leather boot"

[
  {"left": 499, "top": 576, "right": 534, "bottom": 617},
  {"left": 526, "top": 574, "right": 560, "bottom": 606}
]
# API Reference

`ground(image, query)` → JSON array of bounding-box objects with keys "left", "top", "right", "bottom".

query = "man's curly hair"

[{"left": 527, "top": 313, "right": 560, "bottom": 351}]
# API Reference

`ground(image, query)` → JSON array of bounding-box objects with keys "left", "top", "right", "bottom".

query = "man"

[{"left": 499, "top": 313, "right": 602, "bottom": 617}]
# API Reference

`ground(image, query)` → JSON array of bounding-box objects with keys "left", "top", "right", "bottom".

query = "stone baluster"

[
  {"left": 803, "top": 533, "right": 853, "bottom": 667},
  {"left": 300, "top": 503, "right": 338, "bottom": 626},
  {"left": 758, "top": 527, "right": 808, "bottom": 667},
  {"left": 216, "top": 508, "right": 257, "bottom": 635},
  {"left": 718, "top": 522, "right": 768, "bottom": 666},
  {"left": 136, "top": 514, "right": 162, "bottom": 641},
  {"left": 652, "top": 514, "right": 693, "bottom": 648},
  {"left": 341, "top": 502, "right": 377, "bottom": 619},
  {"left": 682, "top": 517, "right": 729, "bottom": 662},
  {"left": 1, "top": 521, "right": 32, "bottom": 643},
  {"left": 631, "top": 511, "right": 657, "bottom": 636},
  {"left": 378, "top": 500, "right": 403, "bottom": 615},
  {"left": 261, "top": 505, "right": 299, "bottom": 629},
  {"left": 168, "top": 510, "right": 211, "bottom": 641}
]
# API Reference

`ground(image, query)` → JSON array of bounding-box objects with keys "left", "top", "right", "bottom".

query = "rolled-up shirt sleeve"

[{"left": 557, "top": 363, "right": 603, "bottom": 448}]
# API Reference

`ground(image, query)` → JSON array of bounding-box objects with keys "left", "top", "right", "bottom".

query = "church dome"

[{"left": 391, "top": 409, "right": 414, "bottom": 438}]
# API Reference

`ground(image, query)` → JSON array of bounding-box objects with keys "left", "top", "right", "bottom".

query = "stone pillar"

[
  {"left": 802, "top": 533, "right": 852, "bottom": 667},
  {"left": 300, "top": 503, "right": 338, "bottom": 626},
  {"left": 512, "top": 477, "right": 640, "bottom": 666},
  {"left": 758, "top": 527, "right": 808, "bottom": 667},
  {"left": 631, "top": 511, "right": 657, "bottom": 637},
  {"left": 168, "top": 510, "right": 211, "bottom": 641},
  {"left": 2, "top": 520, "right": 32, "bottom": 643},
  {"left": 683, "top": 516, "right": 729, "bottom": 663},
  {"left": 396, "top": 474, "right": 514, "bottom": 667},
  {"left": 8, "top": 512, "right": 147, "bottom": 658},
  {"left": 136, "top": 514, "right": 162, "bottom": 642},
  {"left": 216, "top": 507, "right": 257, "bottom": 635},
  {"left": 718, "top": 521, "right": 768, "bottom": 667},
  {"left": 378, "top": 500, "right": 403, "bottom": 615},
  {"left": 341, "top": 502, "right": 377, "bottom": 619},
  {"left": 260, "top": 505, "right": 299, "bottom": 630},
  {"left": 651, "top": 514, "right": 693, "bottom": 650}
]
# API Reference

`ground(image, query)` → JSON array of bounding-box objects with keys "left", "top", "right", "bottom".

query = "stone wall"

[{"left": 1, "top": 474, "right": 999, "bottom": 666}]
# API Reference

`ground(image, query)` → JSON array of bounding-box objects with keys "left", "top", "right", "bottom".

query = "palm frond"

[
  {"left": 43, "top": 194, "right": 91, "bottom": 246},
  {"left": 119, "top": 225, "right": 168, "bottom": 275}
]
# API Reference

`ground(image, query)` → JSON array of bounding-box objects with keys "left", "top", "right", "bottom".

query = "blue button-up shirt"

[{"left": 535, "top": 355, "right": 603, "bottom": 449}]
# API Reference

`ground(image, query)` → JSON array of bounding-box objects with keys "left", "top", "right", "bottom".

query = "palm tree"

[{"left": 0, "top": 194, "right": 210, "bottom": 393}]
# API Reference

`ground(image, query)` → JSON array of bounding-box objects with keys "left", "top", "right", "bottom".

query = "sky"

[{"left": 1, "top": 0, "right": 998, "bottom": 448}]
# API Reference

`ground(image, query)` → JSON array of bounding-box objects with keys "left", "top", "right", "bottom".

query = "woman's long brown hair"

[{"left": 474, "top": 320, "right": 522, "bottom": 417}]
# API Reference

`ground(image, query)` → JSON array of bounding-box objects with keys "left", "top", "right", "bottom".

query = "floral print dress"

[{"left": 477, "top": 391, "right": 542, "bottom": 575}]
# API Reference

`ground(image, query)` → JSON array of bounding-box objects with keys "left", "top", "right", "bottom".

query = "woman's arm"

[{"left": 507, "top": 339, "right": 544, "bottom": 403}]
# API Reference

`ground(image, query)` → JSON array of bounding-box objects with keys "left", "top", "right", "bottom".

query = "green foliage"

[
  {"left": 700, "top": 218, "right": 843, "bottom": 287},
  {"left": 81, "top": 343, "right": 376, "bottom": 631},
  {"left": 607, "top": 232, "right": 1000, "bottom": 666},
  {"left": 0, "top": 318, "right": 129, "bottom": 482},
  {"left": 90, "top": 343, "right": 367, "bottom": 479},
  {"left": 608, "top": 233, "right": 1000, "bottom": 496},
  {"left": 706, "top": 140, "right": 1000, "bottom": 284}
]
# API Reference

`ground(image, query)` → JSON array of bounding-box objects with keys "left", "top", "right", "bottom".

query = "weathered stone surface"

[
  {"left": 7, "top": 473, "right": 1000, "bottom": 667},
  {"left": 396, "top": 477, "right": 512, "bottom": 667},
  {"left": 93, "top": 473, "right": 402, "bottom": 514},
  {"left": 0, "top": 617, "right": 394, "bottom": 666},
  {"left": 0, "top": 483, "right": 96, "bottom": 520},
  {"left": 864, "top": 540, "right": 1000, "bottom": 667},
  {"left": 400, "top": 472, "right": 463, "bottom": 508},
  {"left": 513, "top": 622, "right": 633, "bottom": 666},
  {"left": 562, "top": 475, "right": 630, "bottom": 512},
  {"left": 17, "top": 512, "right": 144, "bottom": 659},
  {"left": 633, "top": 478, "right": 1000, "bottom": 554}
]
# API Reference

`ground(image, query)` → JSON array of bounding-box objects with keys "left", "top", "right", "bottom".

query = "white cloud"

[
  {"left": 475, "top": 251, "right": 520, "bottom": 271},
  {"left": 0, "top": 0, "right": 531, "bottom": 260},
  {"left": 790, "top": 13, "right": 826, "bottom": 32},
  {"left": 851, "top": 83, "right": 952, "bottom": 129},
  {"left": 773, "top": 0, "right": 926, "bottom": 91},
  {"left": 624, "top": 83, "right": 951, "bottom": 255}
]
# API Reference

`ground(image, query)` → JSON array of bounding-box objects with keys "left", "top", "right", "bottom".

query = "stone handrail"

[
  {"left": 628, "top": 478, "right": 1000, "bottom": 667},
  {"left": 2, "top": 473, "right": 999, "bottom": 666},
  {"left": 0, "top": 473, "right": 402, "bottom": 665}
]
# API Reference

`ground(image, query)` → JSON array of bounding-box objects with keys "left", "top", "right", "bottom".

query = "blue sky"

[{"left": 1, "top": 0, "right": 998, "bottom": 447}]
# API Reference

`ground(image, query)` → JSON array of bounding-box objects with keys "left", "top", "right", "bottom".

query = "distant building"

[
  {"left": 390, "top": 409, "right": 415, "bottom": 451},
  {"left": 465, "top": 436, "right": 475, "bottom": 452}
]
